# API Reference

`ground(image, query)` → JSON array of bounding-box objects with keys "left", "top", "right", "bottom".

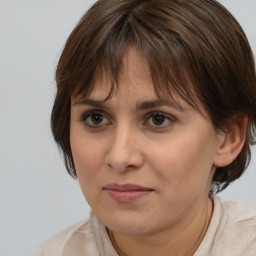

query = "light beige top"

[{"left": 35, "top": 196, "right": 256, "bottom": 256}]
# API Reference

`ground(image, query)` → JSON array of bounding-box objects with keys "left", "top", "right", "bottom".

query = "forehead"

[
  {"left": 90, "top": 47, "right": 153, "bottom": 97},
  {"left": 74, "top": 48, "right": 197, "bottom": 114},
  {"left": 73, "top": 46, "right": 201, "bottom": 115},
  {"left": 76, "top": 48, "right": 164, "bottom": 106},
  {"left": 72, "top": 48, "right": 150, "bottom": 103}
]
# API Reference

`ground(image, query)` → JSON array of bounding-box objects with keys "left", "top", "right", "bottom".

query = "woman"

[{"left": 36, "top": 0, "right": 256, "bottom": 255}]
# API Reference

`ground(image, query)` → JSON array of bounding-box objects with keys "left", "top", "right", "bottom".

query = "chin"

[
  {"left": 109, "top": 223, "right": 149, "bottom": 235},
  {"left": 98, "top": 211, "right": 157, "bottom": 235}
]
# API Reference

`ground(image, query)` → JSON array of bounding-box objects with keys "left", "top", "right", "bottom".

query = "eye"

[
  {"left": 145, "top": 112, "right": 174, "bottom": 128},
  {"left": 81, "top": 111, "right": 110, "bottom": 128}
]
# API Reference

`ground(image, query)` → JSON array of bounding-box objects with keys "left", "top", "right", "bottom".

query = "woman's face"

[{"left": 70, "top": 47, "right": 223, "bottom": 235}]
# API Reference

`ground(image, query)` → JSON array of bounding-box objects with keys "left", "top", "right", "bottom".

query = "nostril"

[
  {"left": 104, "top": 131, "right": 144, "bottom": 172},
  {"left": 106, "top": 153, "right": 144, "bottom": 173}
]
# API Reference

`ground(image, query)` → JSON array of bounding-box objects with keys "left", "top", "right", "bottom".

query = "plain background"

[{"left": 0, "top": 1, "right": 255, "bottom": 255}]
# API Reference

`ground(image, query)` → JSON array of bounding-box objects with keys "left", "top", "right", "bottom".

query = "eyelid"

[
  {"left": 81, "top": 110, "right": 111, "bottom": 128},
  {"left": 81, "top": 109, "right": 108, "bottom": 120},
  {"left": 144, "top": 111, "right": 175, "bottom": 128},
  {"left": 79, "top": 109, "right": 175, "bottom": 130}
]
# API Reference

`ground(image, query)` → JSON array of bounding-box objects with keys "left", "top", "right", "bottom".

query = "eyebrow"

[
  {"left": 136, "top": 99, "right": 183, "bottom": 111},
  {"left": 73, "top": 99, "right": 111, "bottom": 108},
  {"left": 74, "top": 98, "right": 184, "bottom": 111}
]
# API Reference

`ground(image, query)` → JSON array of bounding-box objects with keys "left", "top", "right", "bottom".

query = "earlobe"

[{"left": 213, "top": 115, "right": 248, "bottom": 167}]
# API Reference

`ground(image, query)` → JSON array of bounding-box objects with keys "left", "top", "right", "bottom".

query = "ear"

[{"left": 213, "top": 115, "right": 248, "bottom": 167}]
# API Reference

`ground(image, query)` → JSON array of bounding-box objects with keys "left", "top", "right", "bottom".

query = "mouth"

[{"left": 103, "top": 183, "right": 154, "bottom": 203}]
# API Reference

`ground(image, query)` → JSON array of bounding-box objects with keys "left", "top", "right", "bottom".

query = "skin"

[{"left": 70, "top": 47, "right": 246, "bottom": 256}]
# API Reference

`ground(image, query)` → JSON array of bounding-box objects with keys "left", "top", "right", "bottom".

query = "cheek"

[
  {"left": 148, "top": 133, "right": 216, "bottom": 193},
  {"left": 71, "top": 137, "right": 108, "bottom": 207},
  {"left": 70, "top": 134, "right": 107, "bottom": 187}
]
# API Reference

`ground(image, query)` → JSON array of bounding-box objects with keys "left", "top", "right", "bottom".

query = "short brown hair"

[{"left": 51, "top": 0, "right": 256, "bottom": 194}]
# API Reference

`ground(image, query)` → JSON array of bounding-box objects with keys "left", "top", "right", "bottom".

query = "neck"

[{"left": 110, "top": 197, "right": 213, "bottom": 256}]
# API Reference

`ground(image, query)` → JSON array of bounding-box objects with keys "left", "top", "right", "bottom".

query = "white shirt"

[{"left": 35, "top": 196, "right": 256, "bottom": 256}]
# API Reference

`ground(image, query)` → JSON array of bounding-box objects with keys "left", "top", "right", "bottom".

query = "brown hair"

[{"left": 51, "top": 0, "right": 256, "bottom": 194}]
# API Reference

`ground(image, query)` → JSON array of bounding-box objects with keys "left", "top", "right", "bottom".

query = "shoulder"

[
  {"left": 34, "top": 218, "right": 100, "bottom": 256},
  {"left": 196, "top": 197, "right": 256, "bottom": 256},
  {"left": 215, "top": 197, "right": 256, "bottom": 255},
  {"left": 223, "top": 198, "right": 256, "bottom": 223}
]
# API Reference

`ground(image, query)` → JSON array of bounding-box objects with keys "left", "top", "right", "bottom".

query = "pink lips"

[{"left": 104, "top": 183, "right": 153, "bottom": 203}]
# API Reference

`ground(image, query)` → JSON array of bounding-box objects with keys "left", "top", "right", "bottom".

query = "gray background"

[{"left": 0, "top": 1, "right": 255, "bottom": 255}]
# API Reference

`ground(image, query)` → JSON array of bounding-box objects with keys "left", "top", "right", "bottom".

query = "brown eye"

[
  {"left": 145, "top": 112, "right": 173, "bottom": 128},
  {"left": 91, "top": 113, "right": 104, "bottom": 125},
  {"left": 82, "top": 111, "right": 110, "bottom": 128},
  {"left": 152, "top": 115, "right": 165, "bottom": 126}
]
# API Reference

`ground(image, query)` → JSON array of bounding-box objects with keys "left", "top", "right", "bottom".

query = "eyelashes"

[
  {"left": 81, "top": 110, "right": 175, "bottom": 129},
  {"left": 144, "top": 112, "right": 174, "bottom": 128},
  {"left": 81, "top": 111, "right": 111, "bottom": 128}
]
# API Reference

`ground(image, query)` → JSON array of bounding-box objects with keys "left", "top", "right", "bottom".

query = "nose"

[{"left": 105, "top": 126, "right": 144, "bottom": 173}]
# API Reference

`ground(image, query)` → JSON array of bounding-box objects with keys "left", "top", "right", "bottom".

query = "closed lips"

[
  {"left": 104, "top": 183, "right": 153, "bottom": 191},
  {"left": 104, "top": 184, "right": 154, "bottom": 203}
]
